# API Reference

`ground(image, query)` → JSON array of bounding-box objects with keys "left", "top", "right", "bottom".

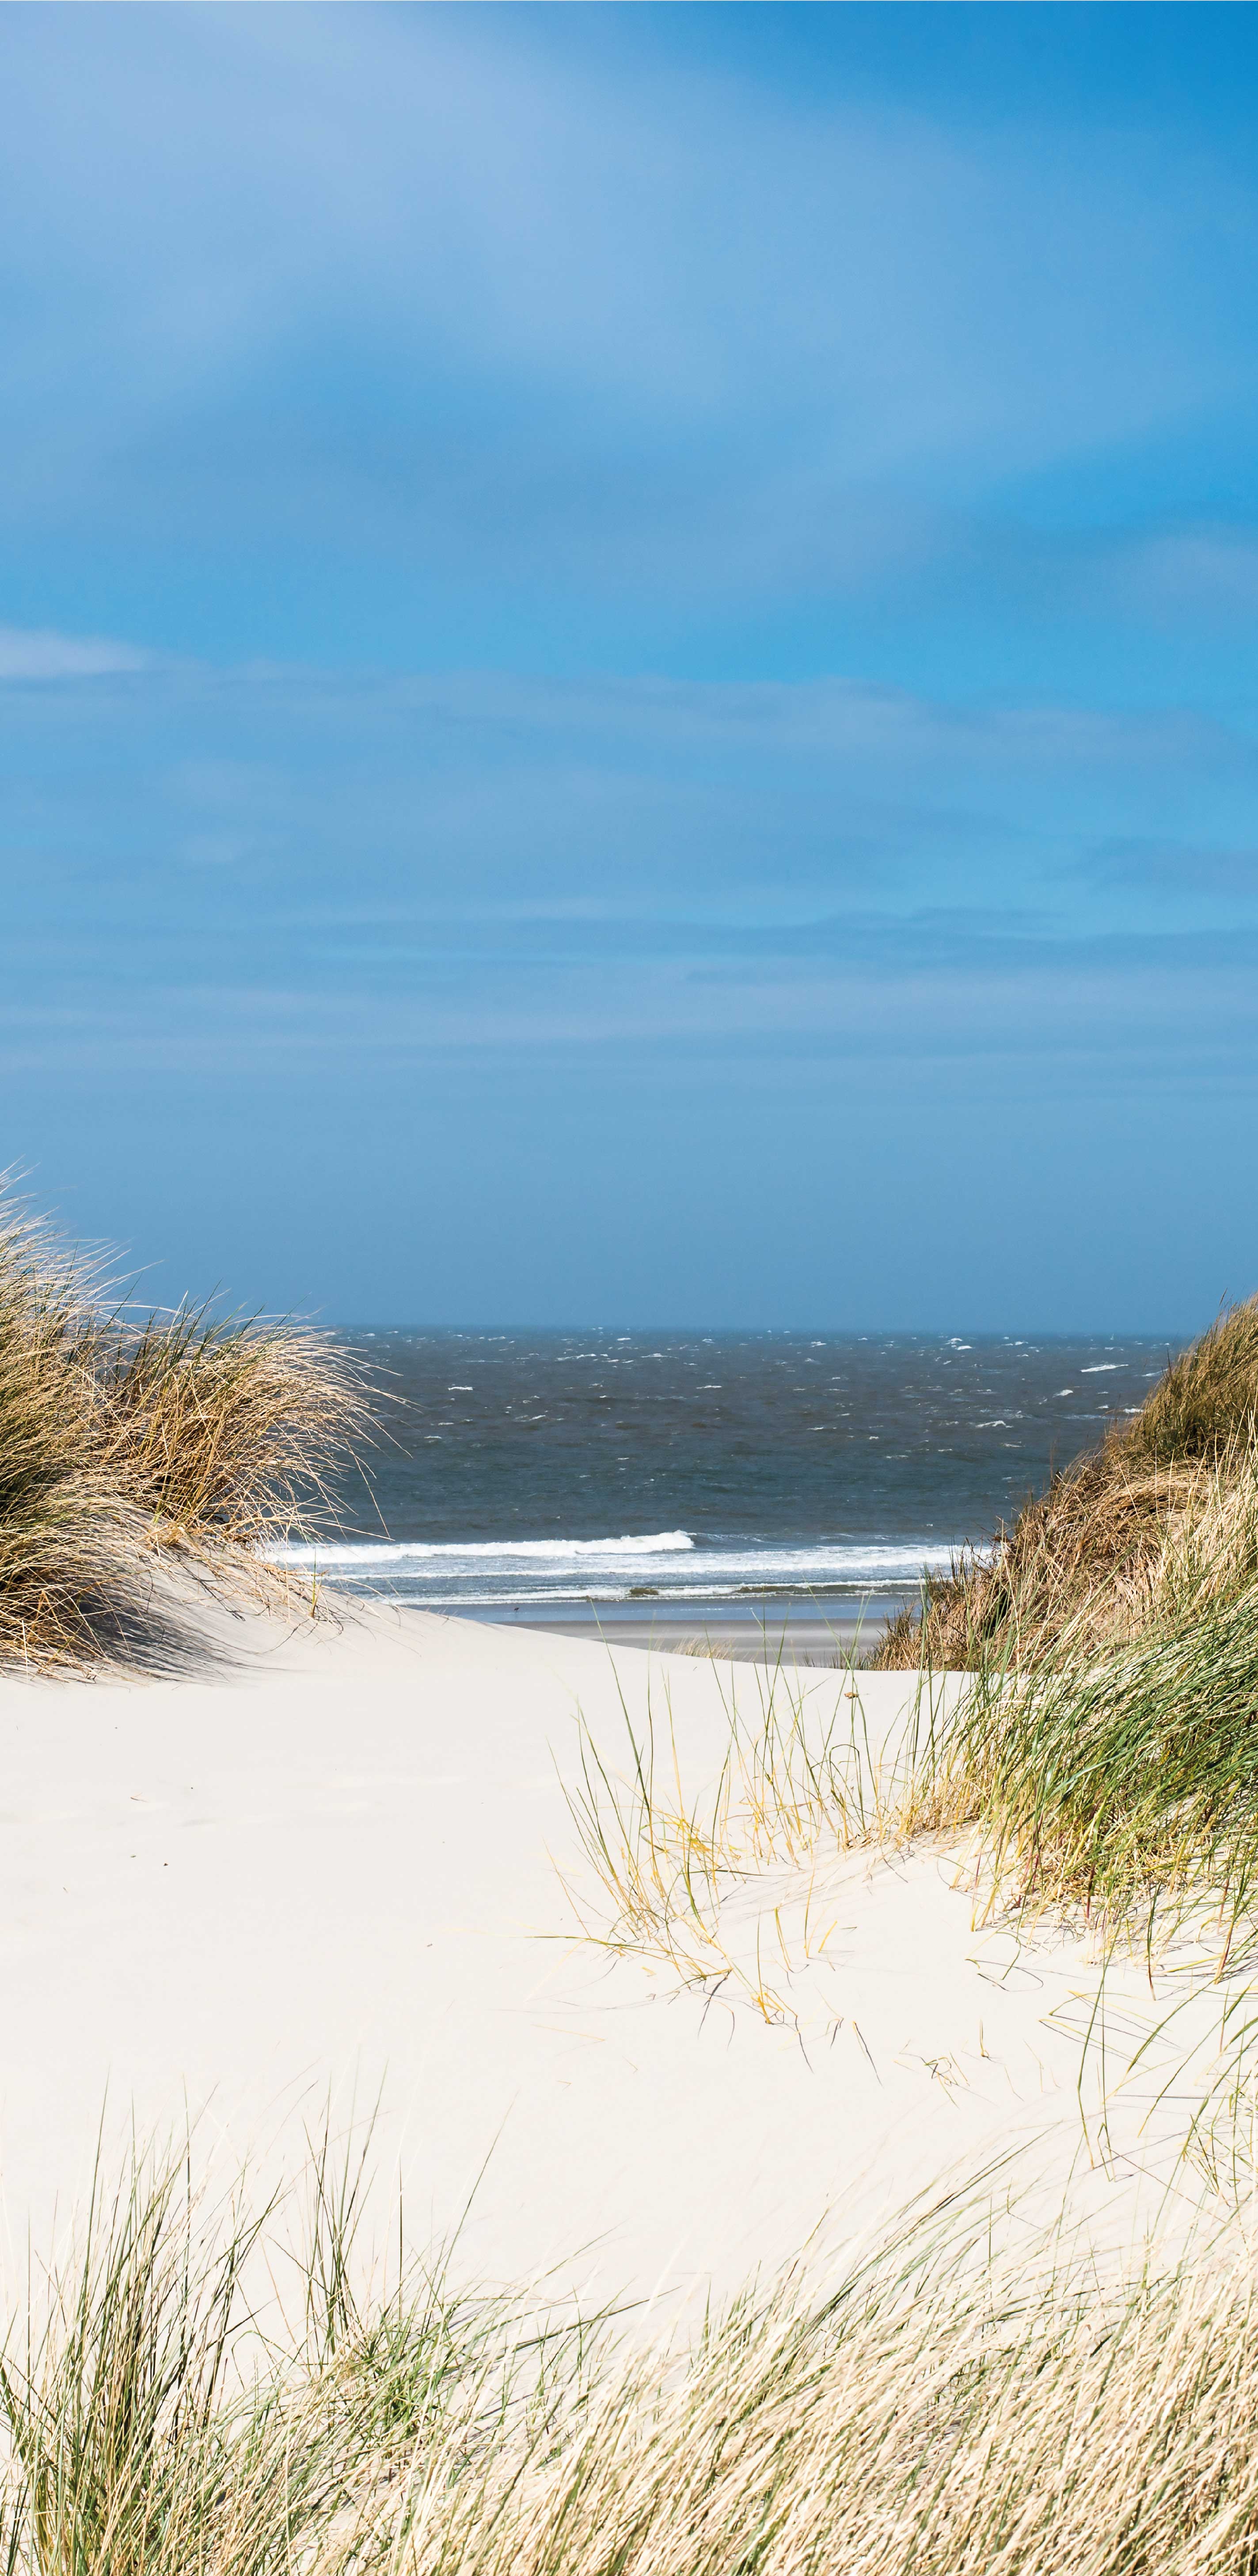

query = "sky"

[{"left": 4, "top": 1, "right": 1258, "bottom": 1329}]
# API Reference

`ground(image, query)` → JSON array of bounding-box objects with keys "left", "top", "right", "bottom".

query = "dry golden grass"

[
  {"left": 875, "top": 1298, "right": 1258, "bottom": 1673},
  {"left": 8, "top": 2132, "right": 1258, "bottom": 2576},
  {"left": 95, "top": 1303, "right": 367, "bottom": 1555},
  {"left": 0, "top": 1195, "right": 371, "bottom": 1669},
  {"left": 558, "top": 1664, "right": 944, "bottom": 2028},
  {"left": 1132, "top": 1298, "right": 1258, "bottom": 1465},
  {"left": 0, "top": 1206, "right": 148, "bottom": 1668},
  {"left": 418, "top": 2222, "right": 1258, "bottom": 2576}
]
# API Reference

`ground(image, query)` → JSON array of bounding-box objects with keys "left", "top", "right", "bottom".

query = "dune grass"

[
  {"left": 875, "top": 1298, "right": 1258, "bottom": 1675},
  {"left": 557, "top": 1661, "right": 947, "bottom": 2027},
  {"left": 0, "top": 1206, "right": 137, "bottom": 1670},
  {"left": 570, "top": 1304, "right": 1258, "bottom": 1993},
  {"left": 559, "top": 1311, "right": 1258, "bottom": 2033},
  {"left": 862, "top": 1302, "right": 1258, "bottom": 1943},
  {"left": 5, "top": 2132, "right": 1258, "bottom": 2574},
  {"left": 0, "top": 2133, "right": 532, "bottom": 2576},
  {"left": 0, "top": 1195, "right": 370, "bottom": 1668},
  {"left": 94, "top": 1301, "right": 367, "bottom": 1556},
  {"left": 1132, "top": 1300, "right": 1258, "bottom": 1466},
  {"left": 907, "top": 1565, "right": 1258, "bottom": 1948}
]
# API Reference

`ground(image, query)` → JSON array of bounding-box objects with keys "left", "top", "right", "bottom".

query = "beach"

[
  {"left": 0, "top": 1583, "right": 1221, "bottom": 2310},
  {"left": 463, "top": 1592, "right": 908, "bottom": 1659}
]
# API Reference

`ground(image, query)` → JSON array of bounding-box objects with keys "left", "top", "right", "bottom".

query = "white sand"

[{"left": 0, "top": 1598, "right": 1230, "bottom": 2307}]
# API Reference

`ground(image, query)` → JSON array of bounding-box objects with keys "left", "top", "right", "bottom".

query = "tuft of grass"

[
  {"left": 556, "top": 1313, "right": 1258, "bottom": 2051},
  {"left": 0, "top": 2129, "right": 549, "bottom": 2576},
  {"left": 911, "top": 1576, "right": 1258, "bottom": 1936},
  {"left": 557, "top": 1663, "right": 945, "bottom": 2026},
  {"left": 0, "top": 1205, "right": 146, "bottom": 1670},
  {"left": 860, "top": 1302, "right": 1258, "bottom": 1976},
  {"left": 0, "top": 1193, "right": 372, "bottom": 1669},
  {"left": 7, "top": 2135, "right": 1258, "bottom": 2574},
  {"left": 875, "top": 1299, "right": 1258, "bottom": 1674},
  {"left": 1131, "top": 1297, "right": 1258, "bottom": 1465},
  {"left": 94, "top": 1303, "right": 367, "bottom": 1557}
]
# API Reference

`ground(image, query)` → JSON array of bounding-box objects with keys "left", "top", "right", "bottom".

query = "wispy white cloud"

[
  {"left": 3, "top": 644, "right": 1256, "bottom": 1089},
  {"left": 4, "top": 650, "right": 1253, "bottom": 931},
  {"left": 5, "top": 644, "right": 1256, "bottom": 863},
  {"left": 0, "top": 624, "right": 148, "bottom": 681},
  {"left": 8, "top": 919, "right": 1258, "bottom": 1084}
]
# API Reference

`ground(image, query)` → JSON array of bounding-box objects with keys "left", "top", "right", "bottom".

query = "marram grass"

[
  {"left": 559, "top": 1329, "right": 1258, "bottom": 2006},
  {"left": 912, "top": 1574, "right": 1258, "bottom": 1936},
  {"left": 863, "top": 1299, "right": 1258, "bottom": 1939},
  {"left": 876, "top": 1297, "right": 1258, "bottom": 1674},
  {"left": 6, "top": 2134, "right": 1258, "bottom": 2575},
  {"left": 0, "top": 1195, "right": 369, "bottom": 1668},
  {"left": 557, "top": 1659, "right": 941, "bottom": 2025}
]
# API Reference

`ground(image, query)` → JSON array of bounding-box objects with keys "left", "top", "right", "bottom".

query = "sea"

[{"left": 278, "top": 1331, "right": 1174, "bottom": 1653}]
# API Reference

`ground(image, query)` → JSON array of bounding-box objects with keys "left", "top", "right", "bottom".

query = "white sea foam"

[
  {"left": 268, "top": 1532, "right": 960, "bottom": 1602},
  {"left": 276, "top": 1530, "right": 696, "bottom": 1568}
]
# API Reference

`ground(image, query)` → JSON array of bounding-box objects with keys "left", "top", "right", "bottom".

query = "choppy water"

[{"left": 278, "top": 1331, "right": 1173, "bottom": 1619}]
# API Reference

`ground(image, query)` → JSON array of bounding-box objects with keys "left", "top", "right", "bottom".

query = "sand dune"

[{"left": 0, "top": 1595, "right": 1227, "bottom": 2306}]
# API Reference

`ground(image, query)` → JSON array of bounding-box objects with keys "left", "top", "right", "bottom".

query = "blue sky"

[{"left": 4, "top": 2, "right": 1258, "bottom": 1327}]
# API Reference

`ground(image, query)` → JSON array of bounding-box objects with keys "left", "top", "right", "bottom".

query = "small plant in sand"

[
  {"left": 557, "top": 1660, "right": 948, "bottom": 2028},
  {"left": 0, "top": 1192, "right": 370, "bottom": 1668},
  {"left": 6, "top": 2130, "right": 1258, "bottom": 2574}
]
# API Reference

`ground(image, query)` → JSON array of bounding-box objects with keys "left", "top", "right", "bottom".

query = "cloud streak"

[
  {"left": 3, "top": 643, "right": 1258, "bottom": 1103},
  {"left": 0, "top": 625, "right": 148, "bottom": 681}
]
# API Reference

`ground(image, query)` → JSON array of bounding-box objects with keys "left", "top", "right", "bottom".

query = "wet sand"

[{"left": 464, "top": 1590, "right": 913, "bottom": 1661}]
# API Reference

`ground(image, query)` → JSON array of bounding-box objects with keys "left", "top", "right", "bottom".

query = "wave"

[
  {"left": 268, "top": 1533, "right": 963, "bottom": 1599},
  {"left": 322, "top": 1587, "right": 935, "bottom": 1610},
  {"left": 274, "top": 1530, "right": 697, "bottom": 1569}
]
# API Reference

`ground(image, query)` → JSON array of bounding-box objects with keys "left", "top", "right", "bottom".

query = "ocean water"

[{"left": 279, "top": 1331, "right": 1173, "bottom": 1632}]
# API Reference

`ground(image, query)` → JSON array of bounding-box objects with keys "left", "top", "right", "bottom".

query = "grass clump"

[
  {"left": 564, "top": 1306, "right": 1258, "bottom": 2019},
  {"left": 915, "top": 1585, "right": 1258, "bottom": 1931},
  {"left": 864, "top": 1298, "right": 1258, "bottom": 1948},
  {"left": 0, "top": 2134, "right": 527, "bottom": 2576},
  {"left": 94, "top": 1304, "right": 365, "bottom": 1556},
  {"left": 1131, "top": 1298, "right": 1258, "bottom": 1465},
  {"left": 7, "top": 2135, "right": 1258, "bottom": 2574},
  {"left": 0, "top": 1194, "right": 369, "bottom": 1669},
  {"left": 0, "top": 1211, "right": 135, "bottom": 1671},
  {"left": 875, "top": 1297, "right": 1258, "bottom": 1674},
  {"left": 558, "top": 1661, "right": 940, "bottom": 2029}
]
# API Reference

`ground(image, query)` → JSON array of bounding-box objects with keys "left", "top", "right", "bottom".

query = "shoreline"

[{"left": 457, "top": 1589, "right": 911, "bottom": 1659}]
